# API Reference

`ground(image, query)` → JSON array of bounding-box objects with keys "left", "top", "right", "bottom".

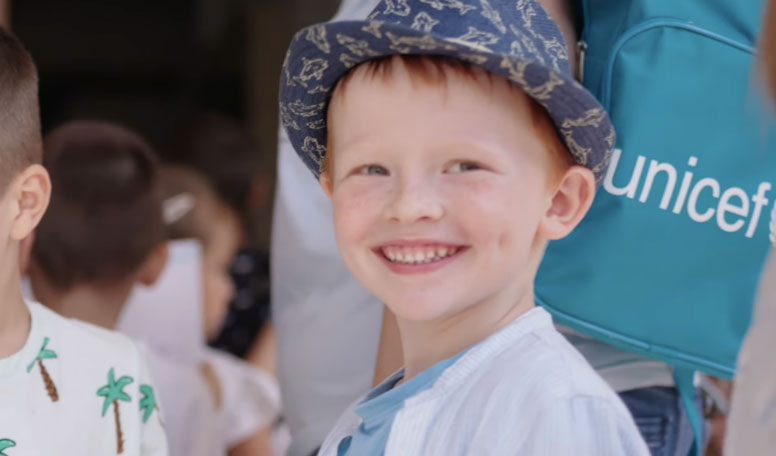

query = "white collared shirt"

[{"left": 319, "top": 307, "right": 650, "bottom": 456}]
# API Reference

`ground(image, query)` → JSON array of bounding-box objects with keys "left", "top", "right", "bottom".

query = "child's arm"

[
  {"left": 246, "top": 322, "right": 277, "bottom": 377},
  {"left": 228, "top": 427, "right": 274, "bottom": 456}
]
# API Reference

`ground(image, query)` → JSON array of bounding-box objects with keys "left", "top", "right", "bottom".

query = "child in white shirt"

[
  {"left": 139, "top": 165, "right": 282, "bottom": 455},
  {"left": 0, "top": 28, "right": 167, "bottom": 455},
  {"left": 27, "top": 120, "right": 211, "bottom": 456},
  {"left": 278, "top": 0, "right": 650, "bottom": 454}
]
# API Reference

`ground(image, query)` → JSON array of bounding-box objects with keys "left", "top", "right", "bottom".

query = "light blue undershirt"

[{"left": 337, "top": 350, "right": 468, "bottom": 456}]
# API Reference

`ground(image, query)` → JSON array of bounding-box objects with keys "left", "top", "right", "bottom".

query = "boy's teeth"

[{"left": 382, "top": 245, "right": 458, "bottom": 264}]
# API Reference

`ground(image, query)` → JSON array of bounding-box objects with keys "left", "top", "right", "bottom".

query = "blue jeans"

[{"left": 619, "top": 387, "right": 706, "bottom": 456}]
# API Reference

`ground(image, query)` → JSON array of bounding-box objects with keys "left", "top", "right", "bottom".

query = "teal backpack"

[{"left": 535, "top": 0, "right": 774, "bottom": 454}]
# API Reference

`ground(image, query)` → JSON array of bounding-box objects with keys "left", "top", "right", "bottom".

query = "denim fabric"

[{"left": 619, "top": 387, "right": 707, "bottom": 456}]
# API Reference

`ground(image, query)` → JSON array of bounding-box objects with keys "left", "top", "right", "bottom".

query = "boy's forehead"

[
  {"left": 332, "top": 57, "right": 512, "bottom": 101},
  {"left": 328, "top": 58, "right": 535, "bottom": 144}
]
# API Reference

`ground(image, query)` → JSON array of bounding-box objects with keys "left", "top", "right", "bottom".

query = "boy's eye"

[
  {"left": 357, "top": 164, "right": 389, "bottom": 176},
  {"left": 446, "top": 161, "right": 481, "bottom": 173}
]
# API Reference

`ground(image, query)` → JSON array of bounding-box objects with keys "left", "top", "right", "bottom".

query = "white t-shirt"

[
  {"left": 0, "top": 301, "right": 168, "bottom": 455},
  {"left": 202, "top": 347, "right": 282, "bottom": 448},
  {"left": 139, "top": 346, "right": 223, "bottom": 456},
  {"left": 319, "top": 307, "right": 649, "bottom": 456},
  {"left": 120, "top": 240, "right": 205, "bottom": 367}
]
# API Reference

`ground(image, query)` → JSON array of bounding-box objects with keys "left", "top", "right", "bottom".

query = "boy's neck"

[
  {"left": 31, "top": 275, "right": 132, "bottom": 330},
  {"left": 0, "top": 247, "right": 32, "bottom": 359},
  {"left": 397, "top": 283, "right": 536, "bottom": 382}
]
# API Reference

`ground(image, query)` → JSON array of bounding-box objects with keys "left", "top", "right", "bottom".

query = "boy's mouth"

[{"left": 379, "top": 244, "right": 462, "bottom": 265}]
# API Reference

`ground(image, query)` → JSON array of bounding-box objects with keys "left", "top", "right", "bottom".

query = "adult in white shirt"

[
  {"left": 725, "top": 3, "right": 776, "bottom": 453},
  {"left": 271, "top": 2, "right": 382, "bottom": 455}
]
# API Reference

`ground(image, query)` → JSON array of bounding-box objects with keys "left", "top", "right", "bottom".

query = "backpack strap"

[{"left": 673, "top": 367, "right": 703, "bottom": 456}]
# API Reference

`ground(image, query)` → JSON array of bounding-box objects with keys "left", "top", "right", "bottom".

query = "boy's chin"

[{"left": 383, "top": 296, "right": 460, "bottom": 323}]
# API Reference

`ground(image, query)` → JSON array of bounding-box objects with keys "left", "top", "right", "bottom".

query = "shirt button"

[{"left": 337, "top": 435, "right": 353, "bottom": 455}]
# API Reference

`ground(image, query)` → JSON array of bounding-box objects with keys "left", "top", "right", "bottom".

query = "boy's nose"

[{"left": 383, "top": 176, "right": 445, "bottom": 224}]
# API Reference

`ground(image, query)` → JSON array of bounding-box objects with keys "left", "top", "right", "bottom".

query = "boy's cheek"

[
  {"left": 334, "top": 181, "right": 392, "bottom": 214},
  {"left": 441, "top": 183, "right": 518, "bottom": 219}
]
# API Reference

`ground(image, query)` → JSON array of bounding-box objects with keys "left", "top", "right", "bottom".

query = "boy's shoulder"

[
  {"left": 462, "top": 310, "right": 621, "bottom": 404},
  {"left": 412, "top": 308, "right": 630, "bottom": 427},
  {"left": 402, "top": 309, "right": 647, "bottom": 455},
  {"left": 31, "top": 301, "right": 143, "bottom": 364}
]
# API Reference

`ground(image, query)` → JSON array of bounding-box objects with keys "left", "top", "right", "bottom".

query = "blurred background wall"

[{"left": 8, "top": 0, "right": 341, "bottom": 249}]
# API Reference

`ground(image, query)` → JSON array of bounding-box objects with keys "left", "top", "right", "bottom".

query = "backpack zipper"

[
  {"left": 600, "top": 18, "right": 756, "bottom": 109},
  {"left": 576, "top": 39, "right": 587, "bottom": 82}
]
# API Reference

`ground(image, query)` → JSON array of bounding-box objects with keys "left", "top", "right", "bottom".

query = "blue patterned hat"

[{"left": 279, "top": 0, "right": 615, "bottom": 183}]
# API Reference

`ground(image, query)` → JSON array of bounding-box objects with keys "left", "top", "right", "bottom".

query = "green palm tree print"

[
  {"left": 0, "top": 439, "right": 16, "bottom": 456},
  {"left": 26, "top": 337, "right": 59, "bottom": 402},
  {"left": 97, "top": 368, "right": 134, "bottom": 454},
  {"left": 138, "top": 384, "right": 159, "bottom": 423}
]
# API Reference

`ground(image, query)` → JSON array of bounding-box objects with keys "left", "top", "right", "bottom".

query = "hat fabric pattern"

[{"left": 279, "top": 0, "right": 615, "bottom": 183}]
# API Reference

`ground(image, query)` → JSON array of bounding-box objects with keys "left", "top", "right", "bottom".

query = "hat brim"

[{"left": 280, "top": 19, "right": 615, "bottom": 182}]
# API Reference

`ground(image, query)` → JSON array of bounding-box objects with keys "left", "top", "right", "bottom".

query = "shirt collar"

[{"left": 356, "top": 349, "right": 468, "bottom": 430}]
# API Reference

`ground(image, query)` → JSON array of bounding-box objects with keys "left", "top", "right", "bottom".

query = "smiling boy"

[{"left": 279, "top": 0, "right": 648, "bottom": 454}]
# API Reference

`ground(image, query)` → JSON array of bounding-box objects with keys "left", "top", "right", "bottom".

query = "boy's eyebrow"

[
  {"left": 431, "top": 139, "right": 508, "bottom": 155},
  {"left": 336, "top": 138, "right": 513, "bottom": 164}
]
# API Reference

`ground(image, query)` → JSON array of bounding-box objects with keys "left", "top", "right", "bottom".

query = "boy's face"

[{"left": 325, "top": 64, "right": 562, "bottom": 323}]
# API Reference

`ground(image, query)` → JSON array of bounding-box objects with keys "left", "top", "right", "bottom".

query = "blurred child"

[
  {"left": 162, "top": 166, "right": 241, "bottom": 342},
  {"left": 28, "top": 120, "right": 215, "bottom": 456},
  {"left": 170, "top": 112, "right": 273, "bottom": 366},
  {"left": 0, "top": 28, "right": 167, "bottom": 455},
  {"left": 278, "top": 0, "right": 649, "bottom": 454},
  {"left": 160, "top": 164, "right": 282, "bottom": 456}
]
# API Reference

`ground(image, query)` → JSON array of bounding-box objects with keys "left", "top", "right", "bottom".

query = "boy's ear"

[
  {"left": 539, "top": 165, "right": 596, "bottom": 240},
  {"left": 320, "top": 170, "right": 334, "bottom": 199},
  {"left": 10, "top": 164, "right": 51, "bottom": 241},
  {"left": 137, "top": 242, "right": 170, "bottom": 287}
]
